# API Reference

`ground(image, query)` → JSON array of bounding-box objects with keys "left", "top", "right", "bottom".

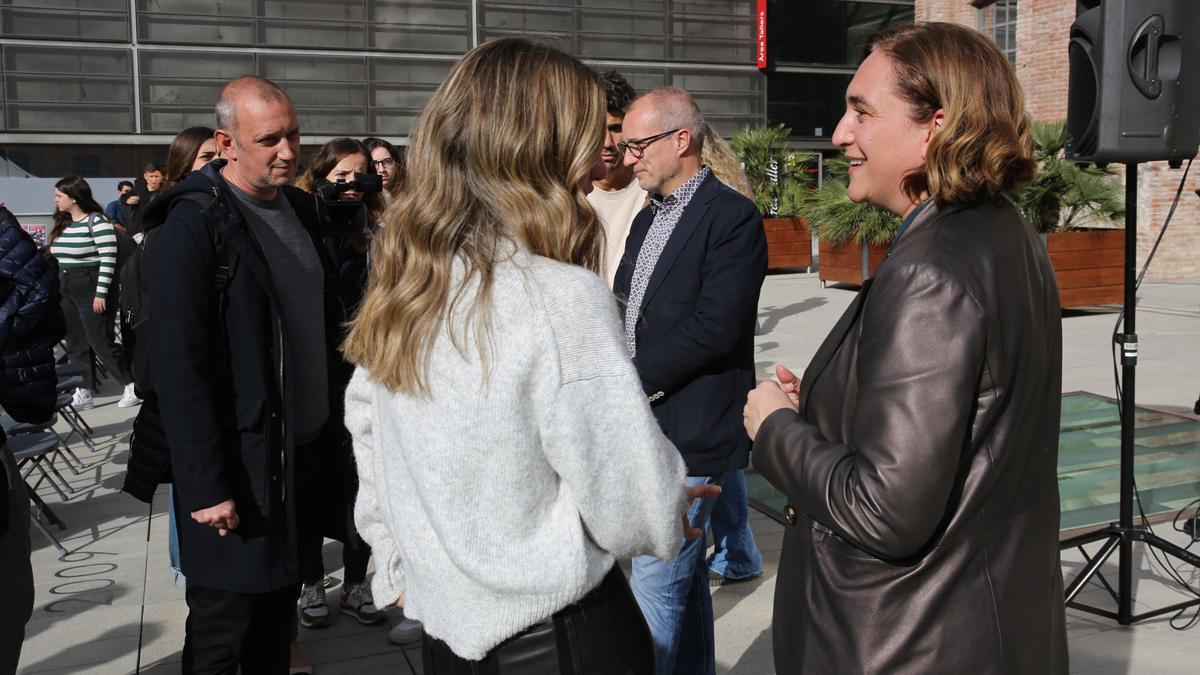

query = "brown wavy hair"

[
  {"left": 296, "top": 137, "right": 385, "bottom": 225},
  {"left": 164, "top": 126, "right": 216, "bottom": 186},
  {"left": 51, "top": 176, "right": 105, "bottom": 242},
  {"left": 868, "top": 22, "right": 1035, "bottom": 207},
  {"left": 363, "top": 136, "right": 406, "bottom": 198},
  {"left": 342, "top": 38, "right": 606, "bottom": 393}
]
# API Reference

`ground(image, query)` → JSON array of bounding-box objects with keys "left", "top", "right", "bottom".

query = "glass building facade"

[{"left": 0, "top": 0, "right": 912, "bottom": 178}]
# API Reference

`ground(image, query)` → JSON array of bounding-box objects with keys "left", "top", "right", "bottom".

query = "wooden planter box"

[
  {"left": 1045, "top": 229, "right": 1124, "bottom": 308},
  {"left": 817, "top": 239, "right": 888, "bottom": 286},
  {"left": 763, "top": 216, "right": 812, "bottom": 270}
]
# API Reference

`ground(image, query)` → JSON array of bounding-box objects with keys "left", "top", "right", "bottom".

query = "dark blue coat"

[
  {"left": 0, "top": 208, "right": 65, "bottom": 423},
  {"left": 142, "top": 161, "right": 343, "bottom": 593},
  {"left": 613, "top": 172, "right": 767, "bottom": 476}
]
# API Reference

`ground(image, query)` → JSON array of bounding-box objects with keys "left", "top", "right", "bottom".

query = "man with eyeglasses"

[
  {"left": 586, "top": 71, "right": 647, "bottom": 288},
  {"left": 613, "top": 86, "right": 767, "bottom": 675}
]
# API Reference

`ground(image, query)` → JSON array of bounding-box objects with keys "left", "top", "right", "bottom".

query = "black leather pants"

[{"left": 422, "top": 565, "right": 655, "bottom": 675}]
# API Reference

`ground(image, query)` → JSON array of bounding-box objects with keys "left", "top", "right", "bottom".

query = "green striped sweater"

[{"left": 50, "top": 213, "right": 118, "bottom": 298}]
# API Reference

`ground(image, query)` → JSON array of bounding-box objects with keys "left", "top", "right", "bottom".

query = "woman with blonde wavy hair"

[
  {"left": 700, "top": 123, "right": 754, "bottom": 200},
  {"left": 342, "top": 37, "right": 713, "bottom": 672},
  {"left": 742, "top": 22, "right": 1067, "bottom": 674}
]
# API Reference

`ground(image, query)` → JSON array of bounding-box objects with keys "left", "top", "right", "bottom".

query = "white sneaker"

[
  {"left": 71, "top": 388, "right": 94, "bottom": 410},
  {"left": 117, "top": 383, "right": 142, "bottom": 408},
  {"left": 387, "top": 610, "right": 424, "bottom": 645}
]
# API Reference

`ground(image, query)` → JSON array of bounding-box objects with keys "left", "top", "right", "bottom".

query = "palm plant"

[
  {"left": 796, "top": 156, "right": 901, "bottom": 246},
  {"left": 1010, "top": 120, "right": 1124, "bottom": 232},
  {"left": 731, "top": 123, "right": 814, "bottom": 216}
]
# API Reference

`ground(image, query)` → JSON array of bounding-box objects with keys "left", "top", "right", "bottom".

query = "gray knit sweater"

[{"left": 346, "top": 249, "right": 687, "bottom": 660}]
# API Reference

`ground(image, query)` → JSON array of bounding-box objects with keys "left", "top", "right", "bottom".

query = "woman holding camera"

[{"left": 292, "top": 139, "right": 387, "bottom": 640}]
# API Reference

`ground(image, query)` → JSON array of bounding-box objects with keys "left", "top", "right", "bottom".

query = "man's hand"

[
  {"left": 743, "top": 367, "right": 801, "bottom": 441},
  {"left": 681, "top": 482, "right": 722, "bottom": 540},
  {"left": 92, "top": 297, "right": 106, "bottom": 315},
  {"left": 192, "top": 499, "right": 239, "bottom": 536},
  {"left": 126, "top": 195, "right": 141, "bottom": 205}
]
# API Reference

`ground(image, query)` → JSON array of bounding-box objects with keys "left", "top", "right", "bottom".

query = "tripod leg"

[
  {"left": 1142, "top": 532, "right": 1200, "bottom": 568},
  {"left": 1065, "top": 534, "right": 1121, "bottom": 604},
  {"left": 1076, "top": 545, "right": 1120, "bottom": 603}
]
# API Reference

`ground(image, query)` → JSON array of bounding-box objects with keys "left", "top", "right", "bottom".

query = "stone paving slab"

[{"left": 16, "top": 273, "right": 1200, "bottom": 674}]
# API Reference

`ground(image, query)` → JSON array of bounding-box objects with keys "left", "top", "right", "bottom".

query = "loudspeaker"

[{"left": 1065, "top": 0, "right": 1200, "bottom": 164}]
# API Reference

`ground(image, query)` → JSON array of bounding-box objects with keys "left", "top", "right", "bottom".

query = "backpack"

[
  {"left": 119, "top": 191, "right": 240, "bottom": 394},
  {"left": 120, "top": 189, "right": 241, "bottom": 503}
]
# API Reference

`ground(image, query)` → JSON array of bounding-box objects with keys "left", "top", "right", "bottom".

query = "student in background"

[
  {"left": 363, "top": 137, "right": 404, "bottom": 202},
  {"left": 164, "top": 127, "right": 219, "bottom": 187},
  {"left": 49, "top": 176, "right": 139, "bottom": 410},
  {"left": 105, "top": 181, "right": 134, "bottom": 230},
  {"left": 121, "top": 162, "right": 166, "bottom": 235}
]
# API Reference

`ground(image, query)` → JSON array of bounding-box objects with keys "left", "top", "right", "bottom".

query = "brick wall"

[
  {"left": 914, "top": 0, "right": 975, "bottom": 24},
  {"left": 914, "top": 0, "right": 1200, "bottom": 280}
]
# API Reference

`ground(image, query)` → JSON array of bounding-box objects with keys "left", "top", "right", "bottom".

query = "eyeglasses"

[
  {"left": 373, "top": 158, "right": 396, "bottom": 169},
  {"left": 617, "top": 128, "right": 681, "bottom": 160}
]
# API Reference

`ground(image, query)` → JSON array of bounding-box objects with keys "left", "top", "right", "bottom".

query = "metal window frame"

[{"left": 2, "top": 0, "right": 767, "bottom": 143}]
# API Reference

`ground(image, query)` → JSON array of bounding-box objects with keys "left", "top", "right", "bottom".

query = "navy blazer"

[{"left": 613, "top": 171, "right": 767, "bottom": 476}]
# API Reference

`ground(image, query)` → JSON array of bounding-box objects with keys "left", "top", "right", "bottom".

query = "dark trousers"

[
  {"left": 59, "top": 268, "right": 130, "bottom": 390},
  {"left": 0, "top": 446, "right": 33, "bottom": 675},
  {"left": 182, "top": 583, "right": 299, "bottom": 675},
  {"left": 296, "top": 436, "right": 371, "bottom": 586},
  {"left": 423, "top": 566, "right": 655, "bottom": 675},
  {"left": 300, "top": 530, "right": 371, "bottom": 586}
]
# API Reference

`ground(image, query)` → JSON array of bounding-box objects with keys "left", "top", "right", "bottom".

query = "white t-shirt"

[{"left": 587, "top": 178, "right": 648, "bottom": 288}]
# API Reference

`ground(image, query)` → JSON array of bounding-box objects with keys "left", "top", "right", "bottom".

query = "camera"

[{"left": 314, "top": 173, "right": 383, "bottom": 237}]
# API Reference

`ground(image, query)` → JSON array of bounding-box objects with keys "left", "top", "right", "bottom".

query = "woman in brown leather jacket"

[{"left": 743, "top": 22, "right": 1069, "bottom": 674}]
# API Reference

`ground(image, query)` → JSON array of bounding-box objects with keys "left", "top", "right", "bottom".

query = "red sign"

[{"left": 756, "top": 0, "right": 768, "bottom": 70}]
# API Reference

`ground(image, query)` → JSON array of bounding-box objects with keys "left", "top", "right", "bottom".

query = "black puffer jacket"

[
  {"left": 0, "top": 207, "right": 65, "bottom": 422},
  {"left": 1, "top": 207, "right": 65, "bottom": 537}
]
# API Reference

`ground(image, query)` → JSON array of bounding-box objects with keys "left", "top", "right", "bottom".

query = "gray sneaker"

[
  {"left": 340, "top": 583, "right": 386, "bottom": 625},
  {"left": 298, "top": 583, "right": 330, "bottom": 628},
  {"left": 388, "top": 610, "right": 424, "bottom": 645}
]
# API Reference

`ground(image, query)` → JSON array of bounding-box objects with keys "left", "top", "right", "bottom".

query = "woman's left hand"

[
  {"left": 743, "top": 380, "right": 797, "bottom": 441},
  {"left": 92, "top": 297, "right": 106, "bottom": 314}
]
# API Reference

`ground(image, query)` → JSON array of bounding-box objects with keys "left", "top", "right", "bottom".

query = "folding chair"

[
  {"left": 10, "top": 430, "right": 76, "bottom": 501},
  {"left": 7, "top": 434, "right": 70, "bottom": 559},
  {"left": 53, "top": 377, "right": 97, "bottom": 452},
  {"left": 1, "top": 409, "right": 86, "bottom": 474}
]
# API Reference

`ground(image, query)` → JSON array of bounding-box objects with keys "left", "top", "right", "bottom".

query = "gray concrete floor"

[{"left": 16, "top": 273, "right": 1200, "bottom": 674}]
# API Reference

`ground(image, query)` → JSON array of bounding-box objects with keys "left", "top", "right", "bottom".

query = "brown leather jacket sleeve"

[{"left": 755, "top": 260, "right": 986, "bottom": 560}]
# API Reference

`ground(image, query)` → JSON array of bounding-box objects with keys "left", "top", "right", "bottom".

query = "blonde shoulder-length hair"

[
  {"left": 869, "top": 22, "right": 1036, "bottom": 207},
  {"left": 700, "top": 123, "right": 754, "bottom": 200},
  {"left": 342, "top": 37, "right": 606, "bottom": 394}
]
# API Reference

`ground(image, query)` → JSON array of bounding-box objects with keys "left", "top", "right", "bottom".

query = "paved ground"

[{"left": 15, "top": 273, "right": 1200, "bottom": 674}]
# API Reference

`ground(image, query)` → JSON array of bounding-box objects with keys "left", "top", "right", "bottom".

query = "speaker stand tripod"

[{"left": 1060, "top": 162, "right": 1200, "bottom": 624}]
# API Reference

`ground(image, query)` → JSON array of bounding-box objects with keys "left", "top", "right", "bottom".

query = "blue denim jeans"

[
  {"left": 631, "top": 473, "right": 723, "bottom": 675},
  {"left": 707, "top": 469, "right": 763, "bottom": 581}
]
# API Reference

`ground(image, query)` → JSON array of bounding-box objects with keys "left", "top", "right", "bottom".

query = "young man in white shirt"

[{"left": 587, "top": 70, "right": 648, "bottom": 288}]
